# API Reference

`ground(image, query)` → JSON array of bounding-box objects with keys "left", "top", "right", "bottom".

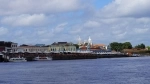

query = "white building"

[{"left": 17, "top": 45, "right": 49, "bottom": 53}]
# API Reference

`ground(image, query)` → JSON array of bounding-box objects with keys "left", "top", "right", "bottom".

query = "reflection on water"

[{"left": 0, "top": 57, "right": 150, "bottom": 84}]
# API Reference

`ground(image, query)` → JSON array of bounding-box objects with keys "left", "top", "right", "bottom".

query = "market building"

[
  {"left": 49, "top": 42, "right": 76, "bottom": 52},
  {"left": 17, "top": 44, "right": 49, "bottom": 53}
]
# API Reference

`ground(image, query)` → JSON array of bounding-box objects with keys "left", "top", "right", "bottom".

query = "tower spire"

[
  {"left": 78, "top": 36, "right": 81, "bottom": 45},
  {"left": 88, "top": 36, "right": 92, "bottom": 45}
]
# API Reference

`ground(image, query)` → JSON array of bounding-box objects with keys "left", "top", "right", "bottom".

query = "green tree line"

[
  {"left": 135, "top": 43, "right": 145, "bottom": 49},
  {"left": 109, "top": 42, "right": 146, "bottom": 51}
]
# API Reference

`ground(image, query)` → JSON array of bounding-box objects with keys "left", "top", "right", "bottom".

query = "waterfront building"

[
  {"left": 17, "top": 44, "right": 49, "bottom": 53},
  {"left": 78, "top": 36, "right": 93, "bottom": 47},
  {"left": 77, "top": 37, "right": 110, "bottom": 51},
  {"left": 49, "top": 42, "right": 76, "bottom": 52},
  {"left": 0, "top": 41, "right": 18, "bottom": 52},
  {"left": 79, "top": 44, "right": 107, "bottom": 50},
  {"left": 77, "top": 36, "right": 93, "bottom": 50}
]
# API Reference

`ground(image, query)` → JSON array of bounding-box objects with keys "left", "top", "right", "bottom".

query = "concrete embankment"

[
  {"left": 0, "top": 53, "right": 133, "bottom": 62},
  {"left": 51, "top": 53, "right": 131, "bottom": 60}
]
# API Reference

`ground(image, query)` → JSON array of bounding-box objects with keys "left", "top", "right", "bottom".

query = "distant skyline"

[{"left": 0, "top": 0, "right": 150, "bottom": 46}]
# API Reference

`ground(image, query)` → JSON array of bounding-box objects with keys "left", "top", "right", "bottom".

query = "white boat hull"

[
  {"left": 34, "top": 56, "right": 52, "bottom": 61},
  {"left": 9, "top": 57, "right": 27, "bottom": 62}
]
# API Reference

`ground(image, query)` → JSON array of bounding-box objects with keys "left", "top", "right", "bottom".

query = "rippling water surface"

[{"left": 1, "top": 57, "right": 150, "bottom": 84}]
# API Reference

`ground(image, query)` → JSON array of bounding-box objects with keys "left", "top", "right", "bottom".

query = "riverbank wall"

[
  {"left": 51, "top": 53, "right": 97, "bottom": 60},
  {"left": 0, "top": 52, "right": 132, "bottom": 62}
]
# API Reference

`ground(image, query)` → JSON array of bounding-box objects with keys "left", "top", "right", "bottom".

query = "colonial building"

[
  {"left": 0, "top": 41, "right": 18, "bottom": 52},
  {"left": 49, "top": 42, "right": 76, "bottom": 52},
  {"left": 17, "top": 44, "right": 49, "bottom": 53}
]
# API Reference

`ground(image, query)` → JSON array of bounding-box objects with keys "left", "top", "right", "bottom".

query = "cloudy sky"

[{"left": 0, "top": 0, "right": 150, "bottom": 46}]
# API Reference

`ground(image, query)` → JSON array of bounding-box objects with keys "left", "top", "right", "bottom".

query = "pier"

[
  {"left": 0, "top": 52, "right": 97, "bottom": 61},
  {"left": 0, "top": 51, "right": 132, "bottom": 62},
  {"left": 94, "top": 52, "right": 130, "bottom": 58}
]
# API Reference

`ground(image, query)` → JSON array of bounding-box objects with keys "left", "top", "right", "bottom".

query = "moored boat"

[
  {"left": 34, "top": 56, "right": 52, "bottom": 61},
  {"left": 9, "top": 57, "right": 27, "bottom": 62}
]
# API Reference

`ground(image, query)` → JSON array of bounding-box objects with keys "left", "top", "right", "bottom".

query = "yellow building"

[{"left": 49, "top": 42, "right": 76, "bottom": 52}]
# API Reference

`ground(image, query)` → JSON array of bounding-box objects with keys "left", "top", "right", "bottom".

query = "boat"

[
  {"left": 34, "top": 56, "right": 52, "bottom": 61},
  {"left": 0, "top": 53, "right": 4, "bottom": 62},
  {"left": 9, "top": 56, "right": 27, "bottom": 62},
  {"left": 132, "top": 54, "right": 140, "bottom": 57}
]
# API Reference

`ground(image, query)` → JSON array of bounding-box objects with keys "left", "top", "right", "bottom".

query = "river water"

[{"left": 0, "top": 57, "right": 150, "bottom": 84}]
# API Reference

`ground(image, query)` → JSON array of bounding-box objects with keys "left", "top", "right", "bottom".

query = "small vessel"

[
  {"left": 34, "top": 56, "right": 52, "bottom": 61},
  {"left": 132, "top": 54, "right": 140, "bottom": 57},
  {"left": 9, "top": 56, "right": 27, "bottom": 62}
]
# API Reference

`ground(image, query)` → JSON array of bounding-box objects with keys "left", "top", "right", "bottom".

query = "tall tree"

[
  {"left": 135, "top": 43, "right": 145, "bottom": 49},
  {"left": 110, "top": 42, "right": 123, "bottom": 51},
  {"left": 110, "top": 42, "right": 133, "bottom": 52},
  {"left": 122, "top": 42, "right": 132, "bottom": 49},
  {"left": 140, "top": 43, "right": 145, "bottom": 49}
]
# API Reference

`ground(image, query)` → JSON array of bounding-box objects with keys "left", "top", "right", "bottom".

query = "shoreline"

[{"left": 0, "top": 52, "right": 137, "bottom": 62}]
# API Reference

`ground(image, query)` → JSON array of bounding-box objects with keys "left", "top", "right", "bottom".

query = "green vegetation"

[
  {"left": 147, "top": 46, "right": 150, "bottom": 50},
  {"left": 110, "top": 42, "right": 132, "bottom": 51},
  {"left": 122, "top": 42, "right": 132, "bottom": 49},
  {"left": 135, "top": 43, "right": 145, "bottom": 49},
  {"left": 109, "top": 42, "right": 150, "bottom": 55}
]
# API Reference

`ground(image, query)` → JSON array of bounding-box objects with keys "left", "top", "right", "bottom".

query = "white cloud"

[
  {"left": 134, "top": 28, "right": 149, "bottom": 34},
  {"left": 70, "top": 28, "right": 81, "bottom": 34},
  {"left": 0, "top": 0, "right": 83, "bottom": 15},
  {"left": 53, "top": 23, "right": 68, "bottom": 33},
  {"left": 0, "top": 0, "right": 150, "bottom": 46},
  {"left": 99, "top": 0, "right": 150, "bottom": 18},
  {"left": 83, "top": 20, "right": 100, "bottom": 28},
  {"left": 1, "top": 14, "right": 46, "bottom": 26},
  {"left": 0, "top": 27, "right": 8, "bottom": 35},
  {"left": 14, "top": 30, "right": 23, "bottom": 36},
  {"left": 112, "top": 30, "right": 123, "bottom": 35},
  {"left": 116, "top": 32, "right": 127, "bottom": 40},
  {"left": 137, "top": 18, "right": 150, "bottom": 24}
]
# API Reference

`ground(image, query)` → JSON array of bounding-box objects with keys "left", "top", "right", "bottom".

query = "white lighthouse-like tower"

[
  {"left": 78, "top": 36, "right": 82, "bottom": 46},
  {"left": 88, "top": 36, "right": 92, "bottom": 46},
  {"left": 77, "top": 36, "right": 93, "bottom": 51},
  {"left": 86, "top": 36, "right": 92, "bottom": 51}
]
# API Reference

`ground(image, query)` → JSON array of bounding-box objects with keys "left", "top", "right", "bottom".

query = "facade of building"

[
  {"left": 17, "top": 44, "right": 49, "bottom": 53},
  {"left": 11, "top": 43, "right": 18, "bottom": 52},
  {"left": 0, "top": 41, "right": 18, "bottom": 52},
  {"left": 49, "top": 42, "right": 76, "bottom": 52}
]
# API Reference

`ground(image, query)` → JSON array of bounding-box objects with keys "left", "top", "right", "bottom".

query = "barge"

[
  {"left": 50, "top": 52, "right": 97, "bottom": 60},
  {"left": 94, "top": 52, "right": 130, "bottom": 58}
]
